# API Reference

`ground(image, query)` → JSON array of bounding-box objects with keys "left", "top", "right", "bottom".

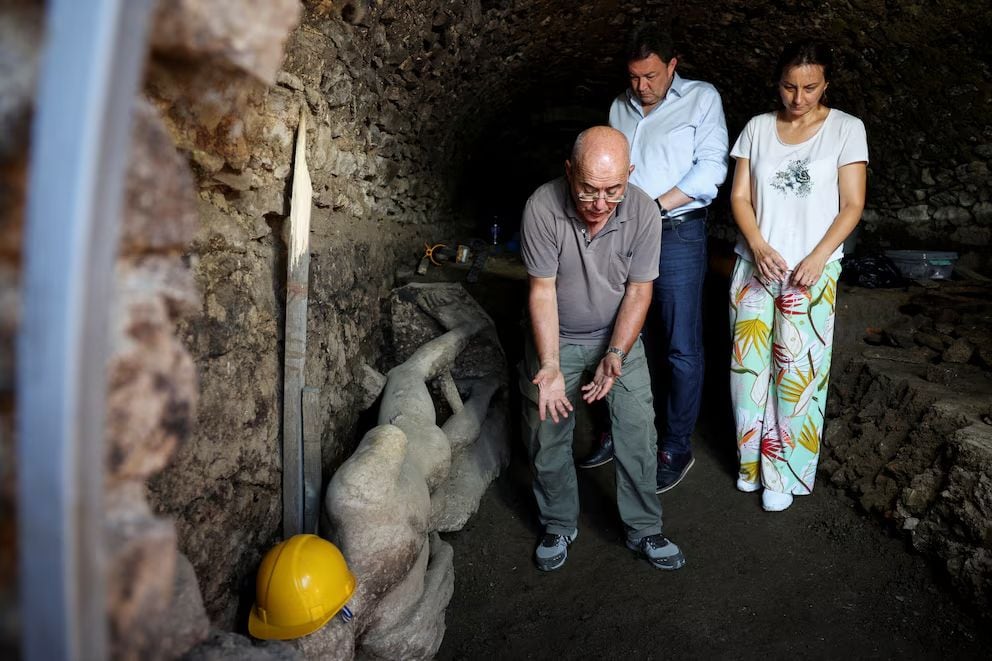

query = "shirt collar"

[{"left": 626, "top": 72, "right": 686, "bottom": 112}]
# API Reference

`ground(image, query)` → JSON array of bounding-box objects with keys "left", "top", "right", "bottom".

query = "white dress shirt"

[{"left": 609, "top": 73, "right": 729, "bottom": 215}]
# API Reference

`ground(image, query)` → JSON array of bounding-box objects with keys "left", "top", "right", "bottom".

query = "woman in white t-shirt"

[{"left": 728, "top": 40, "right": 868, "bottom": 512}]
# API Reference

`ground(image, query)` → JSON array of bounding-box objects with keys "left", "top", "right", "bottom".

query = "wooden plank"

[
  {"left": 282, "top": 109, "right": 313, "bottom": 538},
  {"left": 302, "top": 387, "right": 322, "bottom": 534}
]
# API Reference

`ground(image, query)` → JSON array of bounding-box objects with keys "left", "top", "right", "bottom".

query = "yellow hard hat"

[{"left": 248, "top": 534, "right": 356, "bottom": 640}]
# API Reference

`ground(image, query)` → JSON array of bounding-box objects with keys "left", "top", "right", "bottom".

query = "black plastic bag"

[{"left": 840, "top": 254, "right": 907, "bottom": 288}]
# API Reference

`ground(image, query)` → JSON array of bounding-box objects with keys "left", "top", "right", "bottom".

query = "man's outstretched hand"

[
  {"left": 581, "top": 353, "right": 622, "bottom": 403},
  {"left": 532, "top": 364, "right": 573, "bottom": 423}
]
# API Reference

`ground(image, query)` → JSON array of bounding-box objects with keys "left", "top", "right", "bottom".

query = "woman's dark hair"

[
  {"left": 774, "top": 39, "right": 834, "bottom": 84},
  {"left": 625, "top": 24, "right": 676, "bottom": 63}
]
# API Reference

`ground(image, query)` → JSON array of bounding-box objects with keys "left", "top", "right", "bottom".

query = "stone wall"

[
  {"left": 448, "top": 1, "right": 992, "bottom": 265},
  {"left": 145, "top": 0, "right": 533, "bottom": 627},
  {"left": 685, "top": 0, "right": 992, "bottom": 261}
]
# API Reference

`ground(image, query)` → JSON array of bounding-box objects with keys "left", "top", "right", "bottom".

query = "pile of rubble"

[{"left": 861, "top": 281, "right": 992, "bottom": 377}]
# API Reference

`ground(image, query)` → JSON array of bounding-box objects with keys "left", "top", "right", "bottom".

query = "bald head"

[
  {"left": 571, "top": 126, "right": 630, "bottom": 173},
  {"left": 565, "top": 126, "right": 634, "bottom": 228}
]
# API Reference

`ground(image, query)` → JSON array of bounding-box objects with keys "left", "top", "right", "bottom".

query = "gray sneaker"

[
  {"left": 534, "top": 528, "right": 577, "bottom": 571},
  {"left": 626, "top": 533, "right": 685, "bottom": 570}
]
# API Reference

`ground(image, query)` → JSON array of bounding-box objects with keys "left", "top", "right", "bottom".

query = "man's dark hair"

[
  {"left": 773, "top": 39, "right": 834, "bottom": 84},
  {"left": 625, "top": 24, "right": 676, "bottom": 63}
]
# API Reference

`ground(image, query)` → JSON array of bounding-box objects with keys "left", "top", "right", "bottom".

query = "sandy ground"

[{"left": 437, "top": 263, "right": 990, "bottom": 660}]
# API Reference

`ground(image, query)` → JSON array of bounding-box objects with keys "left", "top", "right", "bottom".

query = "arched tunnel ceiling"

[{"left": 303, "top": 0, "right": 992, "bottom": 244}]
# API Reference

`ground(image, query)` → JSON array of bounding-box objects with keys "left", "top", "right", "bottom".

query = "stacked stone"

[
  {"left": 101, "top": 97, "right": 208, "bottom": 661},
  {"left": 822, "top": 281, "right": 992, "bottom": 617},
  {"left": 864, "top": 147, "right": 992, "bottom": 255}
]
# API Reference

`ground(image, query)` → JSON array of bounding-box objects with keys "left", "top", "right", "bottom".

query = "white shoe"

[
  {"left": 736, "top": 478, "right": 761, "bottom": 493},
  {"left": 762, "top": 489, "right": 794, "bottom": 511}
]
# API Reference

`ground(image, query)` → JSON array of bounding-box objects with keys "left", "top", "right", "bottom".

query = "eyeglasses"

[{"left": 576, "top": 191, "right": 625, "bottom": 203}]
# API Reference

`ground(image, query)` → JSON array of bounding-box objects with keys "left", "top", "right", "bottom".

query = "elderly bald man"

[{"left": 519, "top": 126, "right": 685, "bottom": 572}]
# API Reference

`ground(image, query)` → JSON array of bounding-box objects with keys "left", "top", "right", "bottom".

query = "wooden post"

[
  {"left": 282, "top": 109, "right": 312, "bottom": 538},
  {"left": 302, "top": 387, "right": 322, "bottom": 533}
]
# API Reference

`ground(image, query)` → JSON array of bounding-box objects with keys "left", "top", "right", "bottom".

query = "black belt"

[{"left": 663, "top": 208, "right": 707, "bottom": 230}]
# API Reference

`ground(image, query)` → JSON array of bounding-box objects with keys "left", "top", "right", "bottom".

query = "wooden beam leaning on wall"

[{"left": 282, "top": 109, "right": 312, "bottom": 538}]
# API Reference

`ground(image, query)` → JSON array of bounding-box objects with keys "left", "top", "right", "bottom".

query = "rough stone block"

[
  {"left": 107, "top": 257, "right": 199, "bottom": 484},
  {"left": 151, "top": 0, "right": 302, "bottom": 83},
  {"left": 933, "top": 206, "right": 971, "bottom": 224},
  {"left": 942, "top": 338, "right": 974, "bottom": 364},
  {"left": 105, "top": 509, "right": 178, "bottom": 661},
  {"left": 358, "top": 363, "right": 387, "bottom": 410},
  {"left": 121, "top": 99, "right": 199, "bottom": 254},
  {"left": 861, "top": 345, "right": 929, "bottom": 365},
  {"left": 973, "top": 201, "right": 992, "bottom": 224},
  {"left": 915, "top": 331, "right": 948, "bottom": 352},
  {"left": 279, "top": 23, "right": 329, "bottom": 89},
  {"left": 897, "top": 204, "right": 930, "bottom": 222}
]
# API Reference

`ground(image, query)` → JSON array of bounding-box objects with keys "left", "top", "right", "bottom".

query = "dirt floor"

[
  {"left": 437, "top": 420, "right": 991, "bottom": 660},
  {"left": 436, "top": 259, "right": 992, "bottom": 661}
]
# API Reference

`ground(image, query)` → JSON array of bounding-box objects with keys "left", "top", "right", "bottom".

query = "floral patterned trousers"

[{"left": 729, "top": 257, "right": 841, "bottom": 495}]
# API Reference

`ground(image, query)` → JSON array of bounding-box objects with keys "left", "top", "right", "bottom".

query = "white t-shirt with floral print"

[{"left": 730, "top": 109, "right": 868, "bottom": 269}]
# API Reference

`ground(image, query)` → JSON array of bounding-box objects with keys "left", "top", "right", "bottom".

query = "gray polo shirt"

[{"left": 520, "top": 176, "right": 662, "bottom": 345}]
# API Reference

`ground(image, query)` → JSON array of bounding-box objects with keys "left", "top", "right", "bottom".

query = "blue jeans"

[{"left": 651, "top": 216, "right": 707, "bottom": 458}]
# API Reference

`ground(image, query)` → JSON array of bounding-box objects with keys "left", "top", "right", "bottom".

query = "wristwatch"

[
  {"left": 606, "top": 346, "right": 627, "bottom": 363},
  {"left": 656, "top": 199, "right": 669, "bottom": 218}
]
